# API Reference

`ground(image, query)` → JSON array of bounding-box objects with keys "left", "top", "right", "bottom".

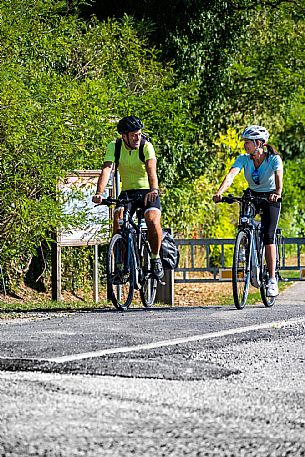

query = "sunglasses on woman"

[{"left": 252, "top": 168, "right": 260, "bottom": 185}]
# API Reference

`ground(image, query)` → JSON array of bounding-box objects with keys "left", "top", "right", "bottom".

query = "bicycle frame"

[
  {"left": 238, "top": 200, "right": 262, "bottom": 288},
  {"left": 223, "top": 193, "right": 281, "bottom": 309},
  {"left": 119, "top": 206, "right": 151, "bottom": 289},
  {"left": 99, "top": 196, "right": 157, "bottom": 310}
]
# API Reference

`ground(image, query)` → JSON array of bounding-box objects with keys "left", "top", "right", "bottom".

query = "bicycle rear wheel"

[
  {"left": 259, "top": 244, "right": 277, "bottom": 308},
  {"left": 107, "top": 234, "right": 135, "bottom": 311},
  {"left": 139, "top": 243, "right": 157, "bottom": 307},
  {"left": 232, "top": 230, "right": 251, "bottom": 310}
]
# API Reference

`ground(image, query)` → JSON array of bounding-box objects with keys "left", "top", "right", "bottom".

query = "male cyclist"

[
  {"left": 213, "top": 125, "right": 283, "bottom": 297},
  {"left": 92, "top": 116, "right": 164, "bottom": 280}
]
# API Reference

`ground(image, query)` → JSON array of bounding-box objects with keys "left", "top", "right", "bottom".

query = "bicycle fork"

[
  {"left": 249, "top": 235, "right": 261, "bottom": 288},
  {"left": 129, "top": 233, "right": 142, "bottom": 290}
]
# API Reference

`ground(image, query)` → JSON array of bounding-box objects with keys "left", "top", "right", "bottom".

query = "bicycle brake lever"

[
  {"left": 222, "top": 196, "right": 234, "bottom": 204},
  {"left": 101, "top": 198, "right": 114, "bottom": 206}
]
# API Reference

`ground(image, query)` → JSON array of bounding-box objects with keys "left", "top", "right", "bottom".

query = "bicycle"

[
  {"left": 98, "top": 195, "right": 159, "bottom": 311},
  {"left": 222, "top": 193, "right": 282, "bottom": 310}
]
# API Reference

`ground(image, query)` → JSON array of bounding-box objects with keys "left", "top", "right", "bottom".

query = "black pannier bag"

[{"left": 160, "top": 230, "right": 180, "bottom": 270}]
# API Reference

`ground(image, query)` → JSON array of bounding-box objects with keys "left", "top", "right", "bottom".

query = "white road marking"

[{"left": 47, "top": 316, "right": 305, "bottom": 364}]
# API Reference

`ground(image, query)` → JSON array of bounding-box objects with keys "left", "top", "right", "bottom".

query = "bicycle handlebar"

[
  {"left": 95, "top": 194, "right": 145, "bottom": 207},
  {"left": 221, "top": 194, "right": 282, "bottom": 204},
  {"left": 221, "top": 195, "right": 242, "bottom": 204}
]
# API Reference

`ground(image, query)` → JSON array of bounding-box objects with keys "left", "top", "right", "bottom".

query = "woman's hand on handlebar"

[
  {"left": 269, "top": 193, "right": 281, "bottom": 203},
  {"left": 213, "top": 193, "right": 223, "bottom": 203}
]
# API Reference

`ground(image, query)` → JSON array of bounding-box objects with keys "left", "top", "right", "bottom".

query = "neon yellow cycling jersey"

[{"left": 104, "top": 139, "right": 156, "bottom": 191}]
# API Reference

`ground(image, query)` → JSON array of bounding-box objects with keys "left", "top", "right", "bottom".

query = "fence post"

[
  {"left": 93, "top": 244, "right": 99, "bottom": 303},
  {"left": 0, "top": 264, "right": 6, "bottom": 296},
  {"left": 156, "top": 269, "right": 174, "bottom": 306},
  {"left": 51, "top": 237, "right": 62, "bottom": 301}
]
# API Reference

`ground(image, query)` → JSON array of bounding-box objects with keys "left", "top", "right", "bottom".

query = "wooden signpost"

[{"left": 52, "top": 170, "right": 113, "bottom": 302}]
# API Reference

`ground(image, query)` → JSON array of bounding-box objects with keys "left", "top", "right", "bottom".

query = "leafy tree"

[
  {"left": 80, "top": 0, "right": 305, "bottom": 172},
  {"left": 0, "top": 0, "right": 179, "bottom": 286}
]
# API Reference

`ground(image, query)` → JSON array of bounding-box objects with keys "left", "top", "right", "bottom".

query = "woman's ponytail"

[{"left": 265, "top": 143, "right": 279, "bottom": 159}]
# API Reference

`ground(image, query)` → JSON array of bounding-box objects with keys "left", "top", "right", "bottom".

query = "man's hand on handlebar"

[
  {"left": 92, "top": 193, "right": 103, "bottom": 204},
  {"left": 144, "top": 189, "right": 159, "bottom": 205}
]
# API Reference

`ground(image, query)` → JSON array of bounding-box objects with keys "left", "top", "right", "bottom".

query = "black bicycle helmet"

[{"left": 117, "top": 116, "right": 144, "bottom": 134}]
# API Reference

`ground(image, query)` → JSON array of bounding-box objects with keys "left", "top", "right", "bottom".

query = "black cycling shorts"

[
  {"left": 250, "top": 190, "right": 281, "bottom": 245},
  {"left": 115, "top": 189, "right": 161, "bottom": 218}
]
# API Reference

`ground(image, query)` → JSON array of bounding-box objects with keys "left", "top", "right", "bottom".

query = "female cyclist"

[{"left": 213, "top": 125, "right": 283, "bottom": 297}]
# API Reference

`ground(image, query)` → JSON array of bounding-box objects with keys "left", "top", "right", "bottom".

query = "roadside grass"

[
  {"left": 213, "top": 268, "right": 298, "bottom": 307},
  {"left": 220, "top": 280, "right": 291, "bottom": 306},
  {"left": 0, "top": 285, "right": 110, "bottom": 319},
  {"left": 0, "top": 298, "right": 111, "bottom": 320},
  {"left": 0, "top": 287, "right": 149, "bottom": 318},
  {"left": 0, "top": 278, "right": 295, "bottom": 319}
]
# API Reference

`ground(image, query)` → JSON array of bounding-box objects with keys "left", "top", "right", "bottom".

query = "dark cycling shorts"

[
  {"left": 248, "top": 189, "right": 281, "bottom": 245},
  {"left": 115, "top": 189, "right": 162, "bottom": 218}
]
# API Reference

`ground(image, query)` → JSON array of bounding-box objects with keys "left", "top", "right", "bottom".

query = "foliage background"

[{"left": 0, "top": 0, "right": 304, "bottom": 291}]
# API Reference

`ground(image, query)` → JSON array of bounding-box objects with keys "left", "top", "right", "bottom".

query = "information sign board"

[{"left": 58, "top": 170, "right": 112, "bottom": 246}]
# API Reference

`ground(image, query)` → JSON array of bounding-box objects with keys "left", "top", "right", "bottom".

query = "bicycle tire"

[
  {"left": 259, "top": 243, "right": 277, "bottom": 308},
  {"left": 232, "top": 230, "right": 251, "bottom": 310},
  {"left": 107, "top": 233, "right": 135, "bottom": 311},
  {"left": 139, "top": 242, "right": 157, "bottom": 307}
]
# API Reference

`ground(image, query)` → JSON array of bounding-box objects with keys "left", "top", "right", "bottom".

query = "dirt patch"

[
  {"left": 174, "top": 282, "right": 233, "bottom": 307},
  {"left": 0, "top": 286, "right": 52, "bottom": 305}
]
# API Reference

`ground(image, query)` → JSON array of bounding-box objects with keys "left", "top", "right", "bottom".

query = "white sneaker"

[{"left": 267, "top": 279, "right": 279, "bottom": 297}]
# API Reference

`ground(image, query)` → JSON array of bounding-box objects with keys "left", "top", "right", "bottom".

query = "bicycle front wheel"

[
  {"left": 139, "top": 243, "right": 157, "bottom": 307},
  {"left": 232, "top": 230, "right": 251, "bottom": 310},
  {"left": 259, "top": 244, "right": 277, "bottom": 308},
  {"left": 107, "top": 234, "right": 135, "bottom": 311}
]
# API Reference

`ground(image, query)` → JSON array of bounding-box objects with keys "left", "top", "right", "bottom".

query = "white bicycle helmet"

[{"left": 242, "top": 125, "right": 270, "bottom": 143}]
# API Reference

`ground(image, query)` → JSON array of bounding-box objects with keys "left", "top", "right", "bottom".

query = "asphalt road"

[{"left": 0, "top": 282, "right": 305, "bottom": 456}]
